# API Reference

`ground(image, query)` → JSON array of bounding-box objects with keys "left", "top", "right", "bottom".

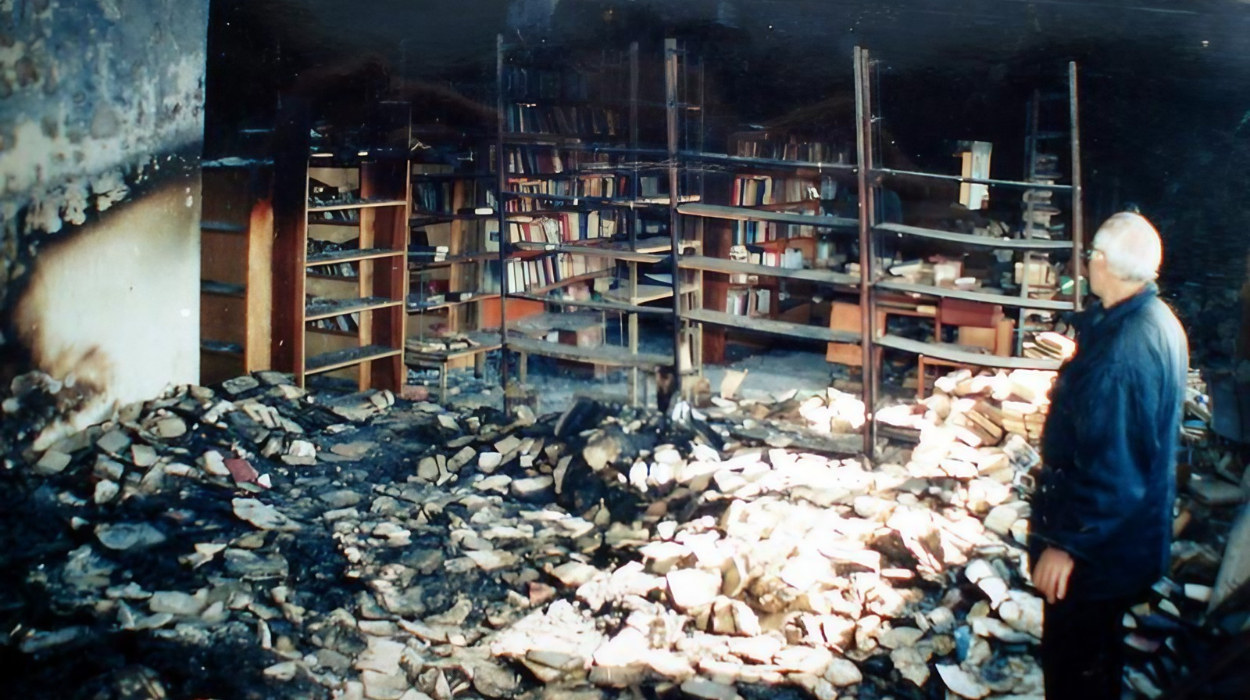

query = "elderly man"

[{"left": 1030, "top": 212, "right": 1188, "bottom": 700}]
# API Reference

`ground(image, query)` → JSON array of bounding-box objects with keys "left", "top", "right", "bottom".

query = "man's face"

[{"left": 1087, "top": 245, "right": 1108, "bottom": 301}]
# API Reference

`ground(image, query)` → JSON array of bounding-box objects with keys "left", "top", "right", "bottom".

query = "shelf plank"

[
  {"left": 510, "top": 240, "right": 665, "bottom": 263},
  {"left": 410, "top": 211, "right": 495, "bottom": 223},
  {"left": 201, "top": 340, "right": 244, "bottom": 355},
  {"left": 305, "top": 296, "right": 403, "bottom": 321},
  {"left": 306, "top": 248, "right": 405, "bottom": 267},
  {"left": 407, "top": 293, "right": 501, "bottom": 314},
  {"left": 201, "top": 220, "right": 246, "bottom": 233},
  {"left": 507, "top": 336, "right": 670, "bottom": 368},
  {"left": 509, "top": 292, "right": 673, "bottom": 315},
  {"left": 520, "top": 269, "right": 613, "bottom": 295},
  {"left": 201, "top": 280, "right": 246, "bottom": 297},
  {"left": 307, "top": 219, "right": 363, "bottom": 227},
  {"left": 679, "top": 150, "right": 857, "bottom": 174},
  {"left": 601, "top": 282, "right": 698, "bottom": 305},
  {"left": 871, "top": 167, "right": 1073, "bottom": 192},
  {"left": 410, "top": 253, "right": 496, "bottom": 270},
  {"left": 308, "top": 199, "right": 408, "bottom": 213},
  {"left": 874, "top": 280, "right": 1076, "bottom": 311},
  {"left": 874, "top": 334, "right": 1062, "bottom": 370},
  {"left": 684, "top": 308, "right": 861, "bottom": 344},
  {"left": 677, "top": 203, "right": 858, "bottom": 230},
  {"left": 502, "top": 191, "right": 691, "bottom": 210},
  {"left": 680, "top": 255, "right": 859, "bottom": 287},
  {"left": 874, "top": 223, "right": 1074, "bottom": 250},
  {"left": 405, "top": 332, "right": 504, "bottom": 363},
  {"left": 306, "top": 345, "right": 403, "bottom": 375}
]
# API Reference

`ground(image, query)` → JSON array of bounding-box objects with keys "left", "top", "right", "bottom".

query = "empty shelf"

[
  {"left": 306, "top": 248, "right": 405, "bottom": 266},
  {"left": 409, "top": 253, "right": 496, "bottom": 269},
  {"left": 201, "top": 280, "right": 246, "bottom": 297},
  {"left": 201, "top": 340, "right": 244, "bottom": 355},
  {"left": 874, "top": 223, "right": 1073, "bottom": 250},
  {"left": 680, "top": 256, "right": 859, "bottom": 287},
  {"left": 507, "top": 337, "right": 670, "bottom": 368},
  {"left": 871, "top": 167, "right": 1073, "bottom": 192},
  {"left": 602, "top": 282, "right": 698, "bottom": 305},
  {"left": 679, "top": 150, "right": 857, "bottom": 174},
  {"left": 683, "top": 308, "right": 860, "bottom": 344},
  {"left": 874, "top": 334, "right": 1061, "bottom": 370},
  {"left": 201, "top": 220, "right": 246, "bottom": 233},
  {"left": 308, "top": 199, "right": 407, "bottom": 213},
  {"left": 509, "top": 292, "right": 673, "bottom": 315},
  {"left": 874, "top": 280, "right": 1075, "bottom": 311},
  {"left": 306, "top": 345, "right": 403, "bottom": 375},
  {"left": 677, "top": 203, "right": 858, "bottom": 230},
  {"left": 405, "top": 332, "right": 504, "bottom": 363},
  {"left": 305, "top": 296, "right": 403, "bottom": 321},
  {"left": 406, "top": 293, "right": 500, "bottom": 313},
  {"left": 510, "top": 241, "right": 666, "bottom": 263}
]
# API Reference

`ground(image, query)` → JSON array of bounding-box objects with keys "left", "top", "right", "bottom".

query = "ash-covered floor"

[{"left": 0, "top": 356, "right": 1243, "bottom": 700}]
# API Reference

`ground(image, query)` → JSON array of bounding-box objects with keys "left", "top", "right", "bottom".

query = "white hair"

[{"left": 1092, "top": 212, "right": 1163, "bottom": 282}]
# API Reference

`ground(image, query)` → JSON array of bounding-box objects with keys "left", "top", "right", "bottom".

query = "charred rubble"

[{"left": 0, "top": 364, "right": 1245, "bottom": 700}]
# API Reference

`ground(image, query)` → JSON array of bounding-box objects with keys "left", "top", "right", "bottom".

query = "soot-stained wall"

[{"left": 0, "top": 0, "right": 209, "bottom": 422}]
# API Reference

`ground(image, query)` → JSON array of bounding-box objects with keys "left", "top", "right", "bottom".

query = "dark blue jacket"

[{"left": 1030, "top": 283, "right": 1189, "bottom": 600}]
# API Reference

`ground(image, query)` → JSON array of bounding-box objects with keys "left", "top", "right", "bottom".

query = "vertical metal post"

[
  {"left": 628, "top": 42, "right": 640, "bottom": 403},
  {"left": 496, "top": 34, "right": 511, "bottom": 388},
  {"left": 1068, "top": 62, "right": 1084, "bottom": 312},
  {"left": 1018, "top": 90, "right": 1040, "bottom": 356},
  {"left": 854, "top": 47, "right": 878, "bottom": 458},
  {"left": 666, "top": 39, "right": 684, "bottom": 377},
  {"left": 629, "top": 42, "right": 640, "bottom": 252}
]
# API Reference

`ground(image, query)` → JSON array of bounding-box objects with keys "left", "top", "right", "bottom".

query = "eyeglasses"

[{"left": 1084, "top": 248, "right": 1104, "bottom": 262}]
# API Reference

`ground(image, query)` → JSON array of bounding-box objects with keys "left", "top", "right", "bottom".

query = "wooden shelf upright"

[
  {"left": 199, "top": 161, "right": 275, "bottom": 385},
  {"left": 272, "top": 105, "right": 411, "bottom": 393}
]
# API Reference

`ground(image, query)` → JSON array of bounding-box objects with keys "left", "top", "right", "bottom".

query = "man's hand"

[{"left": 1031, "top": 547, "right": 1075, "bottom": 604}]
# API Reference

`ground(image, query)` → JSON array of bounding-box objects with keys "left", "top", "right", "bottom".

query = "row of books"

[
  {"left": 735, "top": 245, "right": 806, "bottom": 269},
  {"left": 504, "top": 105, "right": 621, "bottom": 137},
  {"left": 732, "top": 175, "right": 828, "bottom": 207},
  {"left": 508, "top": 213, "right": 619, "bottom": 244},
  {"left": 307, "top": 301, "right": 361, "bottom": 333},
  {"left": 307, "top": 261, "right": 358, "bottom": 278},
  {"left": 412, "top": 182, "right": 498, "bottom": 215},
  {"left": 734, "top": 139, "right": 847, "bottom": 164},
  {"left": 510, "top": 175, "right": 632, "bottom": 201},
  {"left": 506, "top": 147, "right": 622, "bottom": 176},
  {"left": 737, "top": 220, "right": 819, "bottom": 245},
  {"left": 502, "top": 66, "right": 594, "bottom": 102},
  {"left": 725, "top": 288, "right": 772, "bottom": 317},
  {"left": 504, "top": 253, "right": 610, "bottom": 294}
]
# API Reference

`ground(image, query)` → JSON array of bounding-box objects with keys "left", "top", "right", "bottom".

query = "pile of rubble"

[{"left": 1, "top": 361, "right": 1247, "bottom": 700}]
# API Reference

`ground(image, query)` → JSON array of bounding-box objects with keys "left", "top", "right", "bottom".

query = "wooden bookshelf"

[
  {"left": 407, "top": 151, "right": 504, "bottom": 382},
  {"left": 496, "top": 37, "right": 699, "bottom": 405},
  {"left": 272, "top": 106, "right": 411, "bottom": 393},
  {"left": 200, "top": 163, "right": 274, "bottom": 385},
  {"left": 666, "top": 40, "right": 860, "bottom": 368}
]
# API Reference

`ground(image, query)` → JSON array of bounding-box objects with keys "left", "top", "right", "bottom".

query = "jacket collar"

[{"left": 1080, "top": 282, "right": 1158, "bottom": 336}]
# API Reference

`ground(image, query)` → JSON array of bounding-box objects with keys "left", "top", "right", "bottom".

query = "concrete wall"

[{"left": 0, "top": 0, "right": 209, "bottom": 413}]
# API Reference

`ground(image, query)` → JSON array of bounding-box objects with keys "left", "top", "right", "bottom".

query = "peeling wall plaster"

[
  {"left": 0, "top": 1, "right": 207, "bottom": 234},
  {"left": 0, "top": 0, "right": 208, "bottom": 412}
]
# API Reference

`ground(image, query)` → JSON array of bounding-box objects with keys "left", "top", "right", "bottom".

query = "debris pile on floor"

[{"left": 1, "top": 365, "right": 1246, "bottom": 699}]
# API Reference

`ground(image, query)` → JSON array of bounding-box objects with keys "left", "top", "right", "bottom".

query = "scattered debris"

[{"left": 0, "top": 363, "right": 1244, "bottom": 699}]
